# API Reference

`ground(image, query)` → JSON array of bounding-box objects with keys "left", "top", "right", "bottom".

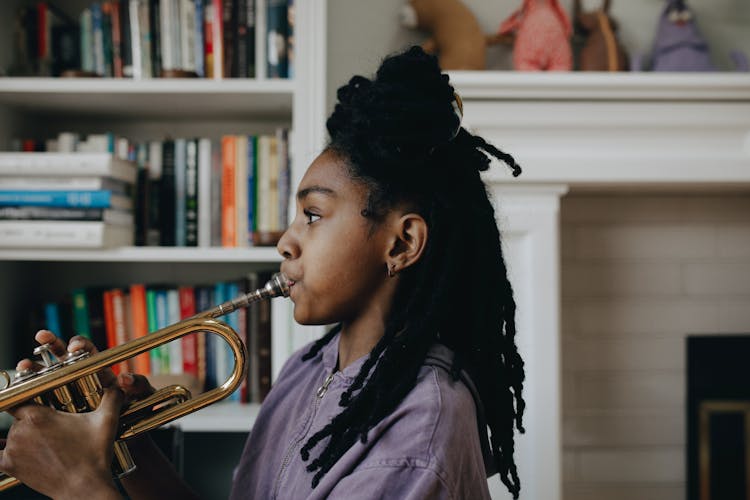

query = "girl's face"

[{"left": 277, "top": 150, "right": 393, "bottom": 326}]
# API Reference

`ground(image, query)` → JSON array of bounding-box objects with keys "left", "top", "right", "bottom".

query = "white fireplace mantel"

[{"left": 453, "top": 72, "right": 750, "bottom": 500}]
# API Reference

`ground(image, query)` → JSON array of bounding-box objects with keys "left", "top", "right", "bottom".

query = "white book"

[
  {"left": 166, "top": 289, "right": 183, "bottom": 374},
  {"left": 0, "top": 153, "right": 137, "bottom": 184},
  {"left": 180, "top": 0, "right": 197, "bottom": 72},
  {"left": 197, "top": 138, "right": 212, "bottom": 247},
  {"left": 130, "top": 0, "right": 143, "bottom": 79},
  {"left": 160, "top": 0, "right": 175, "bottom": 70},
  {"left": 0, "top": 221, "right": 134, "bottom": 248},
  {"left": 0, "top": 176, "right": 130, "bottom": 191},
  {"left": 235, "top": 136, "right": 249, "bottom": 247}
]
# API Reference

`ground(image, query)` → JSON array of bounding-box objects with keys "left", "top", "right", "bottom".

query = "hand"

[
  {"left": 0, "top": 388, "right": 124, "bottom": 499},
  {"left": 17, "top": 330, "right": 155, "bottom": 401}
]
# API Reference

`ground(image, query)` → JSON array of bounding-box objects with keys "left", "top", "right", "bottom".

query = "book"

[
  {"left": 197, "top": 138, "right": 212, "bottom": 247},
  {"left": 0, "top": 221, "right": 134, "bottom": 248},
  {"left": 266, "top": 0, "right": 288, "bottom": 78},
  {"left": 160, "top": 139, "right": 176, "bottom": 246},
  {"left": 167, "top": 289, "right": 182, "bottom": 374},
  {"left": 0, "top": 176, "right": 130, "bottom": 193},
  {"left": 0, "top": 190, "right": 133, "bottom": 210},
  {"left": 146, "top": 288, "right": 162, "bottom": 375},
  {"left": 235, "top": 134, "right": 248, "bottom": 247},
  {"left": 0, "top": 153, "right": 137, "bottom": 184},
  {"left": 0, "top": 207, "right": 133, "bottom": 225},
  {"left": 178, "top": 285, "right": 198, "bottom": 378},
  {"left": 174, "top": 138, "right": 187, "bottom": 246},
  {"left": 129, "top": 284, "right": 151, "bottom": 375},
  {"left": 221, "top": 136, "right": 236, "bottom": 246},
  {"left": 185, "top": 138, "right": 199, "bottom": 246}
]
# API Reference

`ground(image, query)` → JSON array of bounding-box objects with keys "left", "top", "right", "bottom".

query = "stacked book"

[{"left": 0, "top": 152, "right": 137, "bottom": 248}]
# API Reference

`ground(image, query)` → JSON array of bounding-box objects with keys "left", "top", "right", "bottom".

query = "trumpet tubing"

[{"left": 0, "top": 272, "right": 290, "bottom": 492}]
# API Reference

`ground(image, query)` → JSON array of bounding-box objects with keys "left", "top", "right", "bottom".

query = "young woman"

[{"left": 0, "top": 46, "right": 525, "bottom": 500}]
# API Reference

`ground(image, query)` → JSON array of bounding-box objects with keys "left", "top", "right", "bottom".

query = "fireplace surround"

[{"left": 451, "top": 72, "right": 750, "bottom": 500}]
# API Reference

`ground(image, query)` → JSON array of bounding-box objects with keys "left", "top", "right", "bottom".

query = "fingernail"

[
  {"left": 68, "top": 341, "right": 83, "bottom": 352},
  {"left": 121, "top": 373, "right": 134, "bottom": 385}
]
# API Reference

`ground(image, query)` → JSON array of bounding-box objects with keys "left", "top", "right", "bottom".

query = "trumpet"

[{"left": 0, "top": 272, "right": 290, "bottom": 492}]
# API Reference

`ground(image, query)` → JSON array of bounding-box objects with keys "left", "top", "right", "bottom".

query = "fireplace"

[{"left": 688, "top": 335, "right": 750, "bottom": 500}]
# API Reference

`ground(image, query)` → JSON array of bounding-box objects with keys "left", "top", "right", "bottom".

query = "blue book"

[
  {"left": 0, "top": 190, "right": 131, "bottom": 209},
  {"left": 44, "top": 303, "right": 61, "bottom": 338},
  {"left": 213, "top": 282, "right": 227, "bottom": 393},
  {"left": 196, "top": 286, "right": 216, "bottom": 390},
  {"left": 247, "top": 136, "right": 256, "bottom": 244},
  {"left": 155, "top": 289, "right": 170, "bottom": 374}
]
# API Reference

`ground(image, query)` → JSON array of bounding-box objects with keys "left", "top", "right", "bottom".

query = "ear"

[{"left": 385, "top": 212, "right": 428, "bottom": 274}]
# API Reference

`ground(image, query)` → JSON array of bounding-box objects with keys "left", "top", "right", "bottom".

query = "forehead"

[{"left": 298, "top": 150, "right": 368, "bottom": 201}]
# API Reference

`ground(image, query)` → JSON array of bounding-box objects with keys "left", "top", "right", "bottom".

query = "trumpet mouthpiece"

[{"left": 268, "top": 272, "right": 291, "bottom": 298}]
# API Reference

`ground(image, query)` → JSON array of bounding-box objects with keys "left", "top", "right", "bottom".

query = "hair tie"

[{"left": 449, "top": 92, "right": 464, "bottom": 140}]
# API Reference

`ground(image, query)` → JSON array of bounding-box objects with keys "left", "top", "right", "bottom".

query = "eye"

[{"left": 303, "top": 209, "right": 321, "bottom": 225}]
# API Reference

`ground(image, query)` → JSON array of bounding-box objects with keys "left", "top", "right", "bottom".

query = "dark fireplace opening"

[{"left": 688, "top": 335, "right": 750, "bottom": 500}]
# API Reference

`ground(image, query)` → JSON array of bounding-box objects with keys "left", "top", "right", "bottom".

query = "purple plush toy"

[{"left": 649, "top": 0, "right": 748, "bottom": 72}]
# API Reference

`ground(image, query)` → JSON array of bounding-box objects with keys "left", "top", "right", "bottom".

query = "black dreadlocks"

[{"left": 298, "top": 46, "right": 525, "bottom": 498}]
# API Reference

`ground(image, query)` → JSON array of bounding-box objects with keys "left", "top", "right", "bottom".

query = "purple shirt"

[{"left": 229, "top": 333, "right": 494, "bottom": 499}]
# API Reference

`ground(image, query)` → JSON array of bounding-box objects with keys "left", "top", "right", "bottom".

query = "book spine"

[
  {"left": 101, "top": 2, "right": 114, "bottom": 77},
  {"left": 203, "top": 3, "right": 215, "bottom": 78},
  {"left": 211, "top": 0, "right": 223, "bottom": 79},
  {"left": 110, "top": 1, "right": 124, "bottom": 77},
  {"left": 183, "top": 0, "right": 198, "bottom": 72},
  {"left": 193, "top": 0, "right": 205, "bottom": 77},
  {"left": 276, "top": 127, "right": 289, "bottom": 229},
  {"left": 0, "top": 190, "right": 118, "bottom": 208},
  {"left": 247, "top": 135, "right": 256, "bottom": 244},
  {"left": 103, "top": 290, "right": 117, "bottom": 366},
  {"left": 195, "top": 286, "right": 212, "bottom": 390},
  {"left": 145, "top": 289, "right": 161, "bottom": 375},
  {"left": 129, "top": 284, "right": 151, "bottom": 375},
  {"left": 155, "top": 289, "right": 170, "bottom": 373},
  {"left": 138, "top": 0, "right": 153, "bottom": 78},
  {"left": 246, "top": 0, "right": 256, "bottom": 77},
  {"left": 147, "top": 141, "right": 162, "bottom": 245},
  {"left": 92, "top": 2, "right": 105, "bottom": 75},
  {"left": 256, "top": 270, "right": 272, "bottom": 401},
  {"left": 166, "top": 289, "right": 182, "bottom": 374},
  {"left": 185, "top": 139, "right": 199, "bottom": 246},
  {"left": 87, "top": 288, "right": 108, "bottom": 352},
  {"left": 235, "top": 0, "right": 248, "bottom": 78},
  {"left": 197, "top": 138, "right": 212, "bottom": 247},
  {"left": 265, "top": 0, "right": 288, "bottom": 78},
  {"left": 210, "top": 139, "right": 222, "bottom": 245},
  {"left": 72, "top": 288, "right": 92, "bottom": 341},
  {"left": 149, "top": 0, "right": 161, "bottom": 77},
  {"left": 174, "top": 138, "right": 187, "bottom": 246},
  {"left": 121, "top": 0, "right": 133, "bottom": 77},
  {"left": 221, "top": 135, "right": 236, "bottom": 247},
  {"left": 160, "top": 0, "right": 174, "bottom": 70},
  {"left": 212, "top": 282, "right": 227, "bottom": 390},
  {"left": 81, "top": 8, "right": 95, "bottom": 74},
  {"left": 160, "top": 140, "right": 176, "bottom": 246},
  {"left": 44, "top": 303, "right": 62, "bottom": 339},
  {"left": 222, "top": 0, "right": 235, "bottom": 77},
  {"left": 178, "top": 286, "right": 198, "bottom": 378},
  {"left": 111, "top": 288, "right": 129, "bottom": 372},
  {"left": 234, "top": 134, "right": 248, "bottom": 247},
  {"left": 0, "top": 221, "right": 133, "bottom": 248},
  {"left": 134, "top": 143, "right": 149, "bottom": 245},
  {"left": 129, "top": 0, "right": 142, "bottom": 79}
]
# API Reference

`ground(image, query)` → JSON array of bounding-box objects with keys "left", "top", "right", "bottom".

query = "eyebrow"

[{"left": 297, "top": 185, "right": 336, "bottom": 200}]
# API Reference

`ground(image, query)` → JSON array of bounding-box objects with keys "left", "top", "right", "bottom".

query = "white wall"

[
  {"left": 326, "top": 0, "right": 750, "bottom": 110},
  {"left": 560, "top": 193, "right": 750, "bottom": 500}
]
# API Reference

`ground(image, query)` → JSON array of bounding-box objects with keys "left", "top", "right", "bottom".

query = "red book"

[
  {"left": 179, "top": 286, "right": 198, "bottom": 378},
  {"left": 129, "top": 284, "right": 151, "bottom": 375},
  {"left": 221, "top": 135, "right": 237, "bottom": 247},
  {"left": 102, "top": 290, "right": 121, "bottom": 375},
  {"left": 110, "top": 288, "right": 129, "bottom": 373}
]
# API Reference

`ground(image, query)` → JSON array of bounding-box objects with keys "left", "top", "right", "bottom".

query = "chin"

[{"left": 292, "top": 306, "right": 338, "bottom": 326}]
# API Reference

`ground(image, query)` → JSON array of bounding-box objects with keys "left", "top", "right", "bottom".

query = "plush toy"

[
  {"left": 400, "top": 0, "right": 486, "bottom": 70},
  {"left": 492, "top": 0, "right": 573, "bottom": 71},
  {"left": 574, "top": 0, "right": 628, "bottom": 71},
  {"left": 645, "top": 0, "right": 747, "bottom": 72}
]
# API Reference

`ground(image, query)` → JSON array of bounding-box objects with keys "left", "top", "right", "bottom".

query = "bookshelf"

[{"left": 0, "top": 0, "right": 329, "bottom": 437}]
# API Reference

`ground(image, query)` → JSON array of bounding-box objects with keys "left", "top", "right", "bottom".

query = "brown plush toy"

[
  {"left": 574, "top": 0, "right": 629, "bottom": 71},
  {"left": 400, "top": 0, "right": 486, "bottom": 70}
]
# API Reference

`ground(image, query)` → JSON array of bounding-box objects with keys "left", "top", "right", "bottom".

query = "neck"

[{"left": 337, "top": 278, "right": 398, "bottom": 370}]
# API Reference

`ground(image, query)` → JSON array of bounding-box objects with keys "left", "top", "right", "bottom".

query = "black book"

[
  {"left": 160, "top": 139, "right": 176, "bottom": 246},
  {"left": 185, "top": 138, "right": 199, "bottom": 246}
]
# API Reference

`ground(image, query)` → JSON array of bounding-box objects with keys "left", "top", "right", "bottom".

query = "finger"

[
  {"left": 67, "top": 335, "right": 100, "bottom": 355},
  {"left": 117, "top": 373, "right": 155, "bottom": 399},
  {"left": 34, "top": 330, "right": 68, "bottom": 358},
  {"left": 5, "top": 401, "right": 49, "bottom": 420},
  {"left": 15, "top": 358, "right": 43, "bottom": 372}
]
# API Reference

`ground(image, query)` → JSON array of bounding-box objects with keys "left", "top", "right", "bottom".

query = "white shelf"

[
  {"left": 448, "top": 71, "right": 750, "bottom": 101},
  {"left": 170, "top": 401, "right": 260, "bottom": 433},
  {"left": 0, "top": 246, "right": 283, "bottom": 262},
  {"left": 0, "top": 78, "right": 296, "bottom": 118}
]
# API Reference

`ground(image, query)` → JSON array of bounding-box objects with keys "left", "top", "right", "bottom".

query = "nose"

[{"left": 276, "top": 225, "right": 299, "bottom": 260}]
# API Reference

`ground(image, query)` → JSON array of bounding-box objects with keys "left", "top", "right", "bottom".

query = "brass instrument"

[{"left": 0, "top": 272, "right": 290, "bottom": 492}]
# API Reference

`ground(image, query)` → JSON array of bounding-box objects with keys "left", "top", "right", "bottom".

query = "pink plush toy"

[{"left": 495, "top": 0, "right": 573, "bottom": 71}]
